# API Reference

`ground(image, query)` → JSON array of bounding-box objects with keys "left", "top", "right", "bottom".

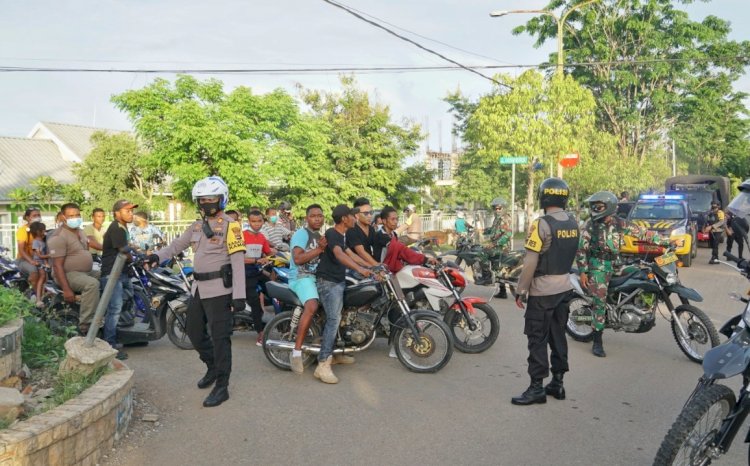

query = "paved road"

[{"left": 108, "top": 247, "right": 747, "bottom": 466}]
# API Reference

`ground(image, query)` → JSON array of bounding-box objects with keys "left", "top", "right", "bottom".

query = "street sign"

[
  {"left": 559, "top": 152, "right": 580, "bottom": 168},
  {"left": 499, "top": 156, "right": 529, "bottom": 165}
]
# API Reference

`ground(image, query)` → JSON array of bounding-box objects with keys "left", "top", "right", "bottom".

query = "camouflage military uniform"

[
  {"left": 576, "top": 217, "right": 668, "bottom": 331},
  {"left": 476, "top": 213, "right": 512, "bottom": 287}
]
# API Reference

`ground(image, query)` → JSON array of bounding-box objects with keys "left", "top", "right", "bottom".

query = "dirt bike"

[
  {"left": 566, "top": 248, "right": 719, "bottom": 363},
  {"left": 262, "top": 265, "right": 454, "bottom": 373},
  {"left": 653, "top": 250, "right": 750, "bottom": 465},
  {"left": 397, "top": 258, "right": 500, "bottom": 353}
]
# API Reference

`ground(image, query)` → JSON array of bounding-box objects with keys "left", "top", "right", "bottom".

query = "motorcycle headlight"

[
  {"left": 671, "top": 227, "right": 686, "bottom": 237},
  {"left": 665, "top": 273, "right": 678, "bottom": 285}
]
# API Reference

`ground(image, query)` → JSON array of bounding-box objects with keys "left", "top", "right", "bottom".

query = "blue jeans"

[
  {"left": 100, "top": 273, "right": 132, "bottom": 346},
  {"left": 316, "top": 278, "right": 346, "bottom": 362}
]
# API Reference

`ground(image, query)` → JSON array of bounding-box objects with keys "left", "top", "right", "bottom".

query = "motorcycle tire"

[
  {"left": 671, "top": 305, "right": 720, "bottom": 363},
  {"left": 653, "top": 383, "right": 734, "bottom": 466},
  {"left": 393, "top": 313, "right": 453, "bottom": 373},
  {"left": 232, "top": 312, "right": 255, "bottom": 333},
  {"left": 443, "top": 303, "right": 499, "bottom": 353},
  {"left": 565, "top": 297, "right": 595, "bottom": 342},
  {"left": 262, "top": 311, "right": 319, "bottom": 371},
  {"left": 166, "top": 308, "right": 193, "bottom": 350}
]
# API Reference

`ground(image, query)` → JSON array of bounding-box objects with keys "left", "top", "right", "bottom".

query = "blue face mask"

[
  {"left": 270, "top": 215, "right": 278, "bottom": 223},
  {"left": 66, "top": 218, "right": 83, "bottom": 229}
]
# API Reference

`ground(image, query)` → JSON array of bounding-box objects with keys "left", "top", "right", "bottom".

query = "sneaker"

[
  {"left": 389, "top": 345, "right": 397, "bottom": 358},
  {"left": 115, "top": 350, "right": 128, "bottom": 360},
  {"left": 332, "top": 354, "right": 355, "bottom": 365},
  {"left": 290, "top": 353, "right": 304, "bottom": 374},
  {"left": 709, "top": 258, "right": 719, "bottom": 265},
  {"left": 256, "top": 331, "right": 264, "bottom": 347}
]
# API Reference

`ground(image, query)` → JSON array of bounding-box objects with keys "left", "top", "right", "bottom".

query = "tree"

[{"left": 514, "top": 0, "right": 750, "bottom": 167}]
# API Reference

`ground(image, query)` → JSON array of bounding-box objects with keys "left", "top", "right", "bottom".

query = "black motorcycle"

[
  {"left": 262, "top": 265, "right": 454, "bottom": 373},
  {"left": 566, "top": 248, "right": 719, "bottom": 363},
  {"left": 653, "top": 251, "right": 750, "bottom": 464}
]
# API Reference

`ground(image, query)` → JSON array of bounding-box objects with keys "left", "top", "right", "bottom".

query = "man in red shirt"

[
  {"left": 243, "top": 210, "right": 273, "bottom": 345},
  {"left": 380, "top": 206, "right": 436, "bottom": 273}
]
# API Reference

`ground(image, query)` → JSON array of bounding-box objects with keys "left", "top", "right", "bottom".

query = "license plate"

[{"left": 655, "top": 252, "right": 678, "bottom": 266}]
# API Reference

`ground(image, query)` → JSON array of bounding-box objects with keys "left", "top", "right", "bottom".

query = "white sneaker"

[
  {"left": 389, "top": 345, "right": 397, "bottom": 358},
  {"left": 290, "top": 354, "right": 304, "bottom": 374}
]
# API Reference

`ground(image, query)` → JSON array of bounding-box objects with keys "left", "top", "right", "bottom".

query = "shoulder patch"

[
  {"left": 524, "top": 219, "right": 543, "bottom": 253},
  {"left": 226, "top": 221, "right": 245, "bottom": 255}
]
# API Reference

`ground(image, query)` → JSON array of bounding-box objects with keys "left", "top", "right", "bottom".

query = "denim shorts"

[{"left": 289, "top": 276, "right": 318, "bottom": 304}]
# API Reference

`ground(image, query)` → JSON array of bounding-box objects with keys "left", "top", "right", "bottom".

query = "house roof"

[
  {"left": 0, "top": 137, "right": 76, "bottom": 201},
  {"left": 30, "top": 122, "right": 124, "bottom": 161}
]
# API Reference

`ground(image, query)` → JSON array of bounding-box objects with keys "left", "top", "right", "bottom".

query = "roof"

[
  {"left": 30, "top": 122, "right": 124, "bottom": 161},
  {"left": 0, "top": 137, "right": 76, "bottom": 201}
]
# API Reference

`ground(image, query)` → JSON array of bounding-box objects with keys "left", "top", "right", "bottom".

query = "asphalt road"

[{"left": 107, "top": 247, "right": 747, "bottom": 466}]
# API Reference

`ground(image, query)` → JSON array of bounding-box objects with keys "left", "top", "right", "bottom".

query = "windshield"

[
  {"left": 681, "top": 191, "right": 713, "bottom": 213},
  {"left": 728, "top": 191, "right": 750, "bottom": 226},
  {"left": 630, "top": 203, "right": 685, "bottom": 220}
]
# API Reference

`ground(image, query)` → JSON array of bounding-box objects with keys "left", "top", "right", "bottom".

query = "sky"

[{"left": 1, "top": 0, "right": 748, "bottom": 154}]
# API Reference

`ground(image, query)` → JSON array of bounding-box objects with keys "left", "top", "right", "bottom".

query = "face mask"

[
  {"left": 66, "top": 218, "right": 83, "bottom": 229},
  {"left": 29, "top": 217, "right": 41, "bottom": 223},
  {"left": 270, "top": 215, "right": 278, "bottom": 223},
  {"left": 199, "top": 202, "right": 220, "bottom": 217}
]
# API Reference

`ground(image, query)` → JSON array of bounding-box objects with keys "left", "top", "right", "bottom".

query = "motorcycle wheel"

[
  {"left": 653, "top": 383, "right": 734, "bottom": 465},
  {"left": 443, "top": 303, "right": 499, "bottom": 353},
  {"left": 232, "top": 312, "right": 254, "bottom": 333},
  {"left": 565, "top": 297, "right": 595, "bottom": 342},
  {"left": 671, "top": 305, "right": 720, "bottom": 363},
  {"left": 166, "top": 308, "right": 193, "bottom": 350},
  {"left": 262, "top": 311, "right": 318, "bottom": 371},
  {"left": 393, "top": 314, "right": 453, "bottom": 373}
]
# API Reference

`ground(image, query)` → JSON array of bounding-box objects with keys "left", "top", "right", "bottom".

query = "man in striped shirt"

[{"left": 260, "top": 208, "right": 291, "bottom": 251}]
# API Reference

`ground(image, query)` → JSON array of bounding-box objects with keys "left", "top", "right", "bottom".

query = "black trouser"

[
  {"left": 524, "top": 291, "right": 573, "bottom": 379},
  {"left": 186, "top": 290, "right": 233, "bottom": 387},
  {"left": 727, "top": 234, "right": 744, "bottom": 259},
  {"left": 710, "top": 232, "right": 722, "bottom": 259},
  {"left": 245, "top": 273, "right": 268, "bottom": 333}
]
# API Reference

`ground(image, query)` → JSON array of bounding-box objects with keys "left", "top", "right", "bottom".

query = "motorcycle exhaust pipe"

[{"left": 264, "top": 334, "right": 377, "bottom": 354}]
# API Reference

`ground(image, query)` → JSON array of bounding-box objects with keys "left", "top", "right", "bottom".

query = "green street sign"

[{"left": 499, "top": 156, "right": 529, "bottom": 165}]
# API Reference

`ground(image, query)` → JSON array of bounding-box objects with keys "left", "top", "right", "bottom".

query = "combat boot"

[
  {"left": 511, "top": 379, "right": 547, "bottom": 405},
  {"left": 203, "top": 385, "right": 229, "bottom": 407},
  {"left": 545, "top": 372, "right": 565, "bottom": 400},
  {"left": 592, "top": 331, "right": 606, "bottom": 357},
  {"left": 494, "top": 284, "right": 508, "bottom": 299},
  {"left": 314, "top": 356, "right": 339, "bottom": 384},
  {"left": 332, "top": 354, "right": 355, "bottom": 365},
  {"left": 197, "top": 365, "right": 217, "bottom": 389},
  {"left": 474, "top": 265, "right": 493, "bottom": 286}
]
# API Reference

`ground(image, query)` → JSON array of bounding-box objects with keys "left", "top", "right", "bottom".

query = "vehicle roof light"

[{"left": 640, "top": 194, "right": 684, "bottom": 201}]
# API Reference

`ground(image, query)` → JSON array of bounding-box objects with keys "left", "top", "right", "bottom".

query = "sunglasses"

[
  {"left": 359, "top": 210, "right": 373, "bottom": 216},
  {"left": 591, "top": 203, "right": 606, "bottom": 213}
]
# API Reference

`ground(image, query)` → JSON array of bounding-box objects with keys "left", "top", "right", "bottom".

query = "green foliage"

[
  {"left": 44, "top": 367, "right": 108, "bottom": 410},
  {"left": 0, "top": 287, "right": 28, "bottom": 326},
  {"left": 22, "top": 316, "right": 66, "bottom": 369},
  {"left": 514, "top": 0, "right": 750, "bottom": 172},
  {"left": 7, "top": 188, "right": 35, "bottom": 210}
]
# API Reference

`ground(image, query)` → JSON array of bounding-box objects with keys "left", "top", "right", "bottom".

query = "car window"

[{"left": 630, "top": 203, "right": 685, "bottom": 220}]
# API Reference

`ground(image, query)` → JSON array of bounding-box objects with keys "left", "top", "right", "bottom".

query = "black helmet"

[
  {"left": 538, "top": 178, "right": 570, "bottom": 209},
  {"left": 490, "top": 197, "right": 508, "bottom": 209},
  {"left": 586, "top": 191, "right": 618, "bottom": 221},
  {"left": 278, "top": 201, "right": 292, "bottom": 211}
]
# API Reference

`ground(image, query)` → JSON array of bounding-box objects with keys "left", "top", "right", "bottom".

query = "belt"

[{"left": 193, "top": 270, "right": 223, "bottom": 281}]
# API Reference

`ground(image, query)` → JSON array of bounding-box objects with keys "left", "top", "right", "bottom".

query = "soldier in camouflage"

[
  {"left": 576, "top": 191, "right": 673, "bottom": 357},
  {"left": 475, "top": 197, "right": 512, "bottom": 298}
]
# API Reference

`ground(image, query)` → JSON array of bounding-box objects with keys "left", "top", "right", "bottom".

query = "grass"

[
  {"left": 21, "top": 316, "right": 68, "bottom": 369},
  {"left": 43, "top": 366, "right": 109, "bottom": 410},
  {"left": 0, "top": 287, "right": 30, "bottom": 326}
]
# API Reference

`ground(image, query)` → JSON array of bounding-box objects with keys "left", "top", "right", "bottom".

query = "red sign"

[{"left": 559, "top": 152, "right": 580, "bottom": 168}]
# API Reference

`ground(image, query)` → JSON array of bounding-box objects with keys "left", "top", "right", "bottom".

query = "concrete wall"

[{"left": 0, "top": 320, "right": 23, "bottom": 381}]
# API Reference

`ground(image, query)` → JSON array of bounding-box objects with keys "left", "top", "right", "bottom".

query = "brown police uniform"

[{"left": 156, "top": 213, "right": 246, "bottom": 388}]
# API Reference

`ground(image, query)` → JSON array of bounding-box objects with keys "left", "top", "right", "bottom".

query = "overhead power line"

[{"left": 319, "top": 0, "right": 509, "bottom": 88}]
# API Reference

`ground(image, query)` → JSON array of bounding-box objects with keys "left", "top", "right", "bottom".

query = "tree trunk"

[{"left": 525, "top": 164, "right": 535, "bottom": 233}]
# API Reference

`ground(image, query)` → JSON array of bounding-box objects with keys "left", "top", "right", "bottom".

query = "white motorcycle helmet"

[
  {"left": 192, "top": 176, "right": 229, "bottom": 209},
  {"left": 456, "top": 211, "right": 465, "bottom": 219}
]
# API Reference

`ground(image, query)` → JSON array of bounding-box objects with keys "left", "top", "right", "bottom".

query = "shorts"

[
  {"left": 289, "top": 276, "right": 319, "bottom": 304},
  {"left": 15, "top": 259, "right": 38, "bottom": 275}
]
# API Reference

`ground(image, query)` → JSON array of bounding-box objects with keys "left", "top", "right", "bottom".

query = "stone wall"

[
  {"left": 0, "top": 362, "right": 134, "bottom": 465},
  {"left": 0, "top": 320, "right": 23, "bottom": 381}
]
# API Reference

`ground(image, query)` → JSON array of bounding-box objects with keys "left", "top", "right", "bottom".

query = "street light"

[{"left": 490, "top": 0, "right": 599, "bottom": 75}]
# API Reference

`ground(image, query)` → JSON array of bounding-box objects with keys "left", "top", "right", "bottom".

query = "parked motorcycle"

[
  {"left": 653, "top": 251, "right": 750, "bottom": 465},
  {"left": 263, "top": 265, "right": 454, "bottom": 373},
  {"left": 566, "top": 247, "right": 719, "bottom": 363},
  {"left": 397, "top": 258, "right": 500, "bottom": 353}
]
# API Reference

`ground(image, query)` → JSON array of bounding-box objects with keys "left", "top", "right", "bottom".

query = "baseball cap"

[
  {"left": 112, "top": 199, "right": 138, "bottom": 212},
  {"left": 332, "top": 204, "right": 354, "bottom": 222}
]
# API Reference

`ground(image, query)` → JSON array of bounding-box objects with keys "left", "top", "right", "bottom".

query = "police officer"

[
  {"left": 577, "top": 191, "right": 673, "bottom": 357},
  {"left": 475, "top": 197, "right": 512, "bottom": 299},
  {"left": 705, "top": 200, "right": 725, "bottom": 264},
  {"left": 512, "top": 178, "right": 579, "bottom": 406},
  {"left": 149, "top": 176, "right": 246, "bottom": 407}
]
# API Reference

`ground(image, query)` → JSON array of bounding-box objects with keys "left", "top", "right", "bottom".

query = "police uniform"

[{"left": 156, "top": 213, "right": 246, "bottom": 391}]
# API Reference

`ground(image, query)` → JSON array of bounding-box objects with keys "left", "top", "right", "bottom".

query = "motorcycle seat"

[
  {"left": 609, "top": 270, "right": 639, "bottom": 288},
  {"left": 265, "top": 281, "right": 303, "bottom": 307}
]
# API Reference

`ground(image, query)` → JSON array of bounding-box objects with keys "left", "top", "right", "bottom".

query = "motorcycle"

[
  {"left": 448, "top": 234, "right": 525, "bottom": 292},
  {"left": 566, "top": 247, "right": 719, "bottom": 363},
  {"left": 397, "top": 258, "right": 500, "bottom": 353},
  {"left": 653, "top": 250, "right": 750, "bottom": 465},
  {"left": 262, "top": 265, "right": 454, "bottom": 373}
]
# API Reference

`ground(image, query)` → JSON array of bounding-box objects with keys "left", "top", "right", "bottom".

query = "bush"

[
  {"left": 22, "top": 317, "right": 66, "bottom": 369},
  {"left": 0, "top": 287, "right": 29, "bottom": 326}
]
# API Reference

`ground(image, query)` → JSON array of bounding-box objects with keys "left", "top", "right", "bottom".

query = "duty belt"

[{"left": 193, "top": 270, "right": 223, "bottom": 281}]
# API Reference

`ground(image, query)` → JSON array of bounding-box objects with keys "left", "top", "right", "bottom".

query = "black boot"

[
  {"left": 197, "top": 366, "right": 217, "bottom": 389},
  {"left": 475, "top": 265, "right": 493, "bottom": 286},
  {"left": 544, "top": 372, "right": 565, "bottom": 400},
  {"left": 494, "top": 284, "right": 508, "bottom": 299},
  {"left": 203, "top": 385, "right": 229, "bottom": 407},
  {"left": 592, "top": 331, "right": 606, "bottom": 357},
  {"left": 511, "top": 379, "right": 547, "bottom": 405}
]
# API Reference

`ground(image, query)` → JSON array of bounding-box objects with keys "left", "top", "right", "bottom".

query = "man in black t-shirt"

[
  {"left": 314, "top": 204, "right": 373, "bottom": 385},
  {"left": 346, "top": 197, "right": 381, "bottom": 266},
  {"left": 100, "top": 199, "right": 136, "bottom": 359}
]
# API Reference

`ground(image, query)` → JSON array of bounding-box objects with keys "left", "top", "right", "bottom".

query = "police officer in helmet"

[
  {"left": 512, "top": 178, "right": 579, "bottom": 406},
  {"left": 726, "top": 179, "right": 750, "bottom": 258},
  {"left": 149, "top": 176, "right": 246, "bottom": 407}
]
